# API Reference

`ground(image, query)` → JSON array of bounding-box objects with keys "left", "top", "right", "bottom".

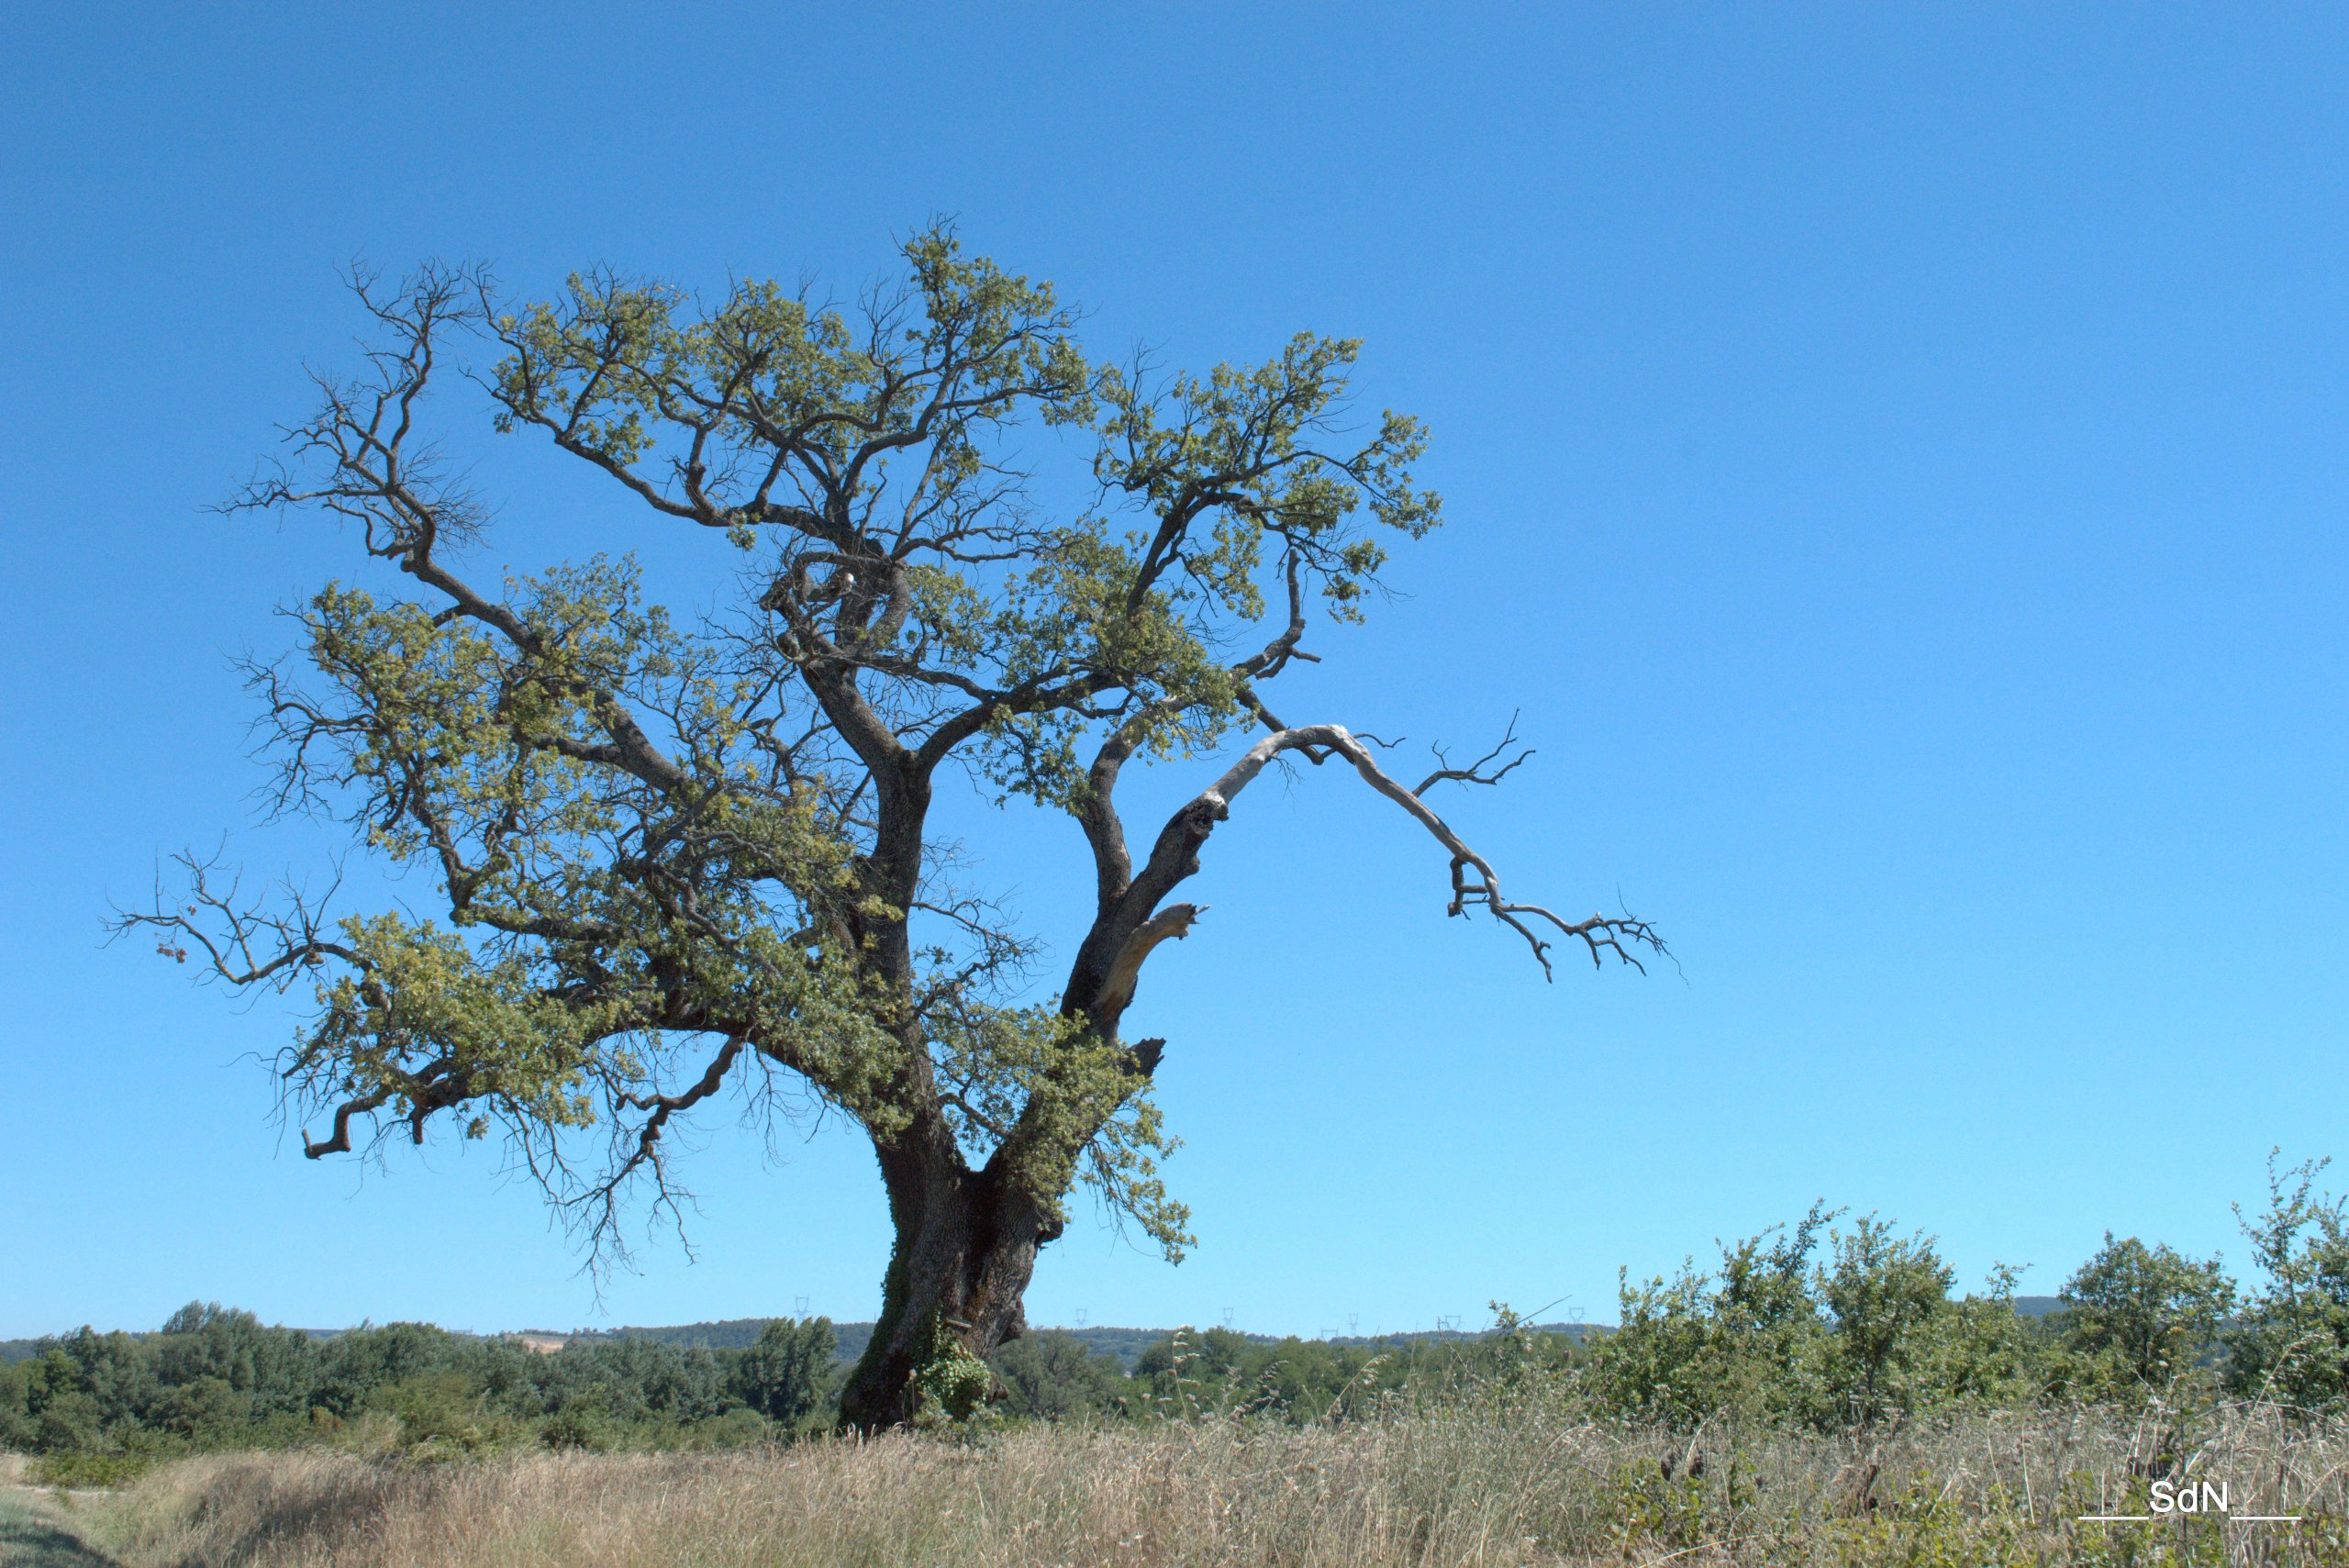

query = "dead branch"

[{"left": 1415, "top": 711, "right": 1534, "bottom": 795}]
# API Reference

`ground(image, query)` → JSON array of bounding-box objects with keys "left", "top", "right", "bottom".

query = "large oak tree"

[{"left": 126, "top": 230, "right": 1659, "bottom": 1429}]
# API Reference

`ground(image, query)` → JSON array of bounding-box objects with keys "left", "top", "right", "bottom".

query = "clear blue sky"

[{"left": 6, "top": 2, "right": 2347, "bottom": 1340}]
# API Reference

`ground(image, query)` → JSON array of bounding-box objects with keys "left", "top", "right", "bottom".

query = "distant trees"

[
  {"left": 24, "top": 1166, "right": 2349, "bottom": 1466},
  {"left": 153, "top": 1304, "right": 315, "bottom": 1420},
  {"left": 0, "top": 1305, "right": 841, "bottom": 1468},
  {"left": 1123, "top": 1324, "right": 1575, "bottom": 1422},
  {"left": 991, "top": 1331, "right": 1129, "bottom": 1419},
  {"left": 733, "top": 1318, "right": 839, "bottom": 1425}
]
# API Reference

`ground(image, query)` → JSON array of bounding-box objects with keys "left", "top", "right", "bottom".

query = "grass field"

[
  {"left": 0, "top": 1495, "right": 118, "bottom": 1568},
  {"left": 14, "top": 1399, "right": 2349, "bottom": 1566}
]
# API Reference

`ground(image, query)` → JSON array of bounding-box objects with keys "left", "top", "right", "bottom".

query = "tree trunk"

[{"left": 836, "top": 1140, "right": 1060, "bottom": 1430}]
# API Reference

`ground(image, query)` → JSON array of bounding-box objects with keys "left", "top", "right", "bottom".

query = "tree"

[
  {"left": 1585, "top": 1205, "right": 1837, "bottom": 1430},
  {"left": 732, "top": 1318, "right": 839, "bottom": 1427},
  {"left": 155, "top": 1302, "right": 318, "bottom": 1420},
  {"left": 2056, "top": 1234, "right": 2233, "bottom": 1399},
  {"left": 1816, "top": 1216, "right": 1953, "bottom": 1427},
  {"left": 120, "top": 228, "right": 1660, "bottom": 1429},
  {"left": 989, "top": 1330, "right": 1130, "bottom": 1421}
]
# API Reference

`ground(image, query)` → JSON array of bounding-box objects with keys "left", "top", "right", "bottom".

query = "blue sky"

[{"left": 6, "top": 2, "right": 2348, "bottom": 1340}]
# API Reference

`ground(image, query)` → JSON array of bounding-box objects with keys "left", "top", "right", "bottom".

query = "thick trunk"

[{"left": 836, "top": 1142, "right": 1061, "bottom": 1430}]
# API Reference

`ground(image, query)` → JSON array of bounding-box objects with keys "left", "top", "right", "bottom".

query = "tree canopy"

[{"left": 124, "top": 227, "right": 1660, "bottom": 1426}]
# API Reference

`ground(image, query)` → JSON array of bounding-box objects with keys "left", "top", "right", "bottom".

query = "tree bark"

[{"left": 836, "top": 1137, "right": 1059, "bottom": 1430}]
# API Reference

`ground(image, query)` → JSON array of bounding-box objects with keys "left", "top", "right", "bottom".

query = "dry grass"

[{"left": 50, "top": 1399, "right": 2349, "bottom": 1566}]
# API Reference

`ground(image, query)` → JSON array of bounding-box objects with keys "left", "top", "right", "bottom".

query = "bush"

[
  {"left": 2054, "top": 1233, "right": 2235, "bottom": 1401},
  {"left": 30, "top": 1448, "right": 151, "bottom": 1487},
  {"left": 33, "top": 1390, "right": 106, "bottom": 1453},
  {"left": 382, "top": 1373, "right": 525, "bottom": 1458},
  {"left": 1581, "top": 1207, "right": 2055, "bottom": 1432},
  {"left": 2228, "top": 1153, "right": 2349, "bottom": 1407},
  {"left": 538, "top": 1401, "right": 616, "bottom": 1452}
]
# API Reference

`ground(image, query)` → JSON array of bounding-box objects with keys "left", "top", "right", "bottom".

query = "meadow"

[
  {"left": 16, "top": 1181, "right": 2349, "bottom": 1565},
  {"left": 14, "top": 1397, "right": 2349, "bottom": 1567}
]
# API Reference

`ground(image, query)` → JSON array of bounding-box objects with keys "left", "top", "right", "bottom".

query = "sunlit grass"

[{"left": 50, "top": 1397, "right": 2349, "bottom": 1566}]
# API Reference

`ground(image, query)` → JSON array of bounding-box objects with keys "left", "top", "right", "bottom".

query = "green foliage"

[
  {"left": 1123, "top": 1319, "right": 1575, "bottom": 1425},
  {"left": 33, "top": 1161, "right": 2349, "bottom": 1468},
  {"left": 909, "top": 1313, "right": 994, "bottom": 1425},
  {"left": 0, "top": 1360, "right": 31, "bottom": 1451},
  {"left": 1928, "top": 1267, "right": 2049, "bottom": 1409},
  {"left": 931, "top": 1006, "right": 1193, "bottom": 1261},
  {"left": 0, "top": 1304, "right": 826, "bottom": 1462},
  {"left": 2054, "top": 1234, "right": 2236, "bottom": 1402},
  {"left": 380, "top": 1372, "right": 526, "bottom": 1460},
  {"left": 151, "top": 1376, "right": 250, "bottom": 1442},
  {"left": 33, "top": 1391, "right": 106, "bottom": 1454},
  {"left": 1585, "top": 1205, "right": 1837, "bottom": 1429},
  {"left": 988, "top": 1331, "right": 1129, "bottom": 1420},
  {"left": 1583, "top": 1207, "right": 2051, "bottom": 1432},
  {"left": 2227, "top": 1152, "right": 2349, "bottom": 1407},
  {"left": 731, "top": 1318, "right": 838, "bottom": 1428},
  {"left": 1817, "top": 1214, "right": 1958, "bottom": 1426},
  {"left": 28, "top": 1448, "right": 153, "bottom": 1488},
  {"left": 536, "top": 1398, "right": 616, "bottom": 1452}
]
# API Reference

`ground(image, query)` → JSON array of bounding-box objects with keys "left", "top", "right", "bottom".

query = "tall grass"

[{"left": 49, "top": 1396, "right": 2349, "bottom": 1566}]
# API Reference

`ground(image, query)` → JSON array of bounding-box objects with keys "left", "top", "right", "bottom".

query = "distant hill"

[
  {"left": 542, "top": 1318, "right": 1608, "bottom": 1369},
  {"left": 537, "top": 1318, "right": 782, "bottom": 1351},
  {"left": 1, "top": 1302, "right": 2068, "bottom": 1369},
  {"left": 543, "top": 1319, "right": 1250, "bottom": 1369}
]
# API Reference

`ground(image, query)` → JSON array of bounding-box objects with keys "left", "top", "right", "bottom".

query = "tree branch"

[
  {"left": 1114, "top": 721, "right": 1661, "bottom": 992},
  {"left": 1414, "top": 711, "right": 1533, "bottom": 795}
]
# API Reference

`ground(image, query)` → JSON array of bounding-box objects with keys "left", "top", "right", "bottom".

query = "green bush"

[
  {"left": 1581, "top": 1207, "right": 2058, "bottom": 1432},
  {"left": 538, "top": 1399, "right": 617, "bottom": 1452},
  {"left": 2053, "top": 1233, "right": 2235, "bottom": 1401},
  {"left": 2227, "top": 1153, "right": 2349, "bottom": 1408},
  {"left": 153, "top": 1374, "right": 252, "bottom": 1442},
  {"left": 30, "top": 1448, "right": 152, "bottom": 1487},
  {"left": 382, "top": 1372, "right": 525, "bottom": 1457}
]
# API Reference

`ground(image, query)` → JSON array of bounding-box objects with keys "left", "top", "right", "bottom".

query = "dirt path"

[{"left": 0, "top": 1495, "right": 120, "bottom": 1567}]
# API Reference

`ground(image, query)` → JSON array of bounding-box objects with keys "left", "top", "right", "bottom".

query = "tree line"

[
  {"left": 1, "top": 1307, "right": 841, "bottom": 1481},
  {"left": 14, "top": 1158, "right": 2349, "bottom": 1480}
]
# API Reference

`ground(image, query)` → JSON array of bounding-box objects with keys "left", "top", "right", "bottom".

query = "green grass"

[{"left": 0, "top": 1493, "right": 122, "bottom": 1567}]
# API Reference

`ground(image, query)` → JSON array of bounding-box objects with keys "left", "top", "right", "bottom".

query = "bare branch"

[
  {"left": 1119, "top": 721, "right": 1661, "bottom": 988},
  {"left": 562, "top": 1035, "right": 750, "bottom": 1257},
  {"left": 1415, "top": 711, "right": 1534, "bottom": 796},
  {"left": 107, "top": 849, "right": 355, "bottom": 991}
]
